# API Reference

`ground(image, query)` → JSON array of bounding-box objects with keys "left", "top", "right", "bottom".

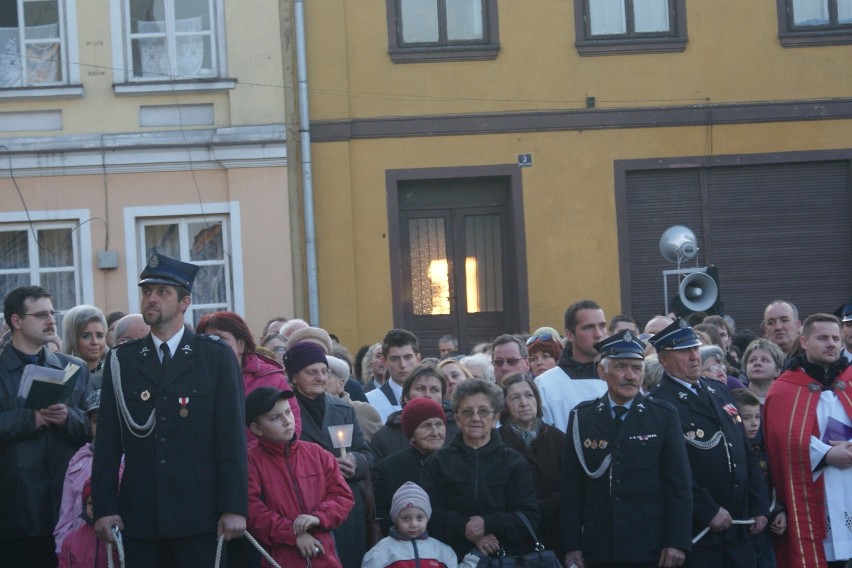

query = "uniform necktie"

[
  {"left": 613, "top": 405, "right": 628, "bottom": 425},
  {"left": 160, "top": 343, "right": 172, "bottom": 369}
]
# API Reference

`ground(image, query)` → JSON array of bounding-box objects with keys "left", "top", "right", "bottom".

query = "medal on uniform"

[
  {"left": 685, "top": 431, "right": 696, "bottom": 440},
  {"left": 178, "top": 397, "right": 189, "bottom": 417},
  {"left": 696, "top": 428, "right": 704, "bottom": 439},
  {"left": 599, "top": 440, "right": 608, "bottom": 449},
  {"left": 141, "top": 390, "right": 150, "bottom": 401},
  {"left": 590, "top": 440, "right": 598, "bottom": 449},
  {"left": 584, "top": 438, "right": 592, "bottom": 448}
]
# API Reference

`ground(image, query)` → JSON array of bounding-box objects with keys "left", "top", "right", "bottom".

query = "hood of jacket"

[{"left": 557, "top": 345, "right": 599, "bottom": 379}]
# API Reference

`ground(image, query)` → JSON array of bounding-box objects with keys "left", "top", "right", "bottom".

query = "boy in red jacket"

[{"left": 246, "top": 387, "right": 355, "bottom": 568}]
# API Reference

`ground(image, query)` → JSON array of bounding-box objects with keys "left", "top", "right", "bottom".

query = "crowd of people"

[{"left": 1, "top": 252, "right": 851, "bottom": 568}]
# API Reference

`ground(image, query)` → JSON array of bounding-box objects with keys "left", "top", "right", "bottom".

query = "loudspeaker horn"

[
  {"left": 678, "top": 272, "right": 719, "bottom": 313},
  {"left": 659, "top": 225, "right": 699, "bottom": 264}
]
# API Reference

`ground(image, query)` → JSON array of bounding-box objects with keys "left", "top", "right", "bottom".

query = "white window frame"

[
  {"left": 0, "top": 208, "right": 94, "bottom": 306},
  {"left": 0, "top": 0, "right": 82, "bottom": 99},
  {"left": 124, "top": 202, "right": 244, "bottom": 323},
  {"left": 109, "top": 0, "right": 232, "bottom": 93}
]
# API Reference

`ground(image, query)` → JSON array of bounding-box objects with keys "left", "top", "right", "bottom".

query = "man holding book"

[
  {"left": 92, "top": 253, "right": 247, "bottom": 567},
  {"left": 0, "top": 285, "right": 91, "bottom": 567}
]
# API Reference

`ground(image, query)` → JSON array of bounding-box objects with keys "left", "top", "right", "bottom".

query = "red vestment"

[{"left": 764, "top": 366, "right": 852, "bottom": 568}]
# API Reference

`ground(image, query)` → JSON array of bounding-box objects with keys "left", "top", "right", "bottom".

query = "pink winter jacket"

[
  {"left": 242, "top": 352, "right": 301, "bottom": 440},
  {"left": 58, "top": 522, "right": 118, "bottom": 568}
]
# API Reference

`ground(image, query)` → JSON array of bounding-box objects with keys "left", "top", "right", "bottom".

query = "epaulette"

[
  {"left": 114, "top": 337, "right": 144, "bottom": 349},
  {"left": 197, "top": 333, "right": 222, "bottom": 343},
  {"left": 574, "top": 398, "right": 598, "bottom": 410}
]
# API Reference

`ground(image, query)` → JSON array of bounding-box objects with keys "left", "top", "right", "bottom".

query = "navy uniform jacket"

[
  {"left": 561, "top": 393, "right": 692, "bottom": 563},
  {"left": 92, "top": 331, "right": 247, "bottom": 539},
  {"left": 650, "top": 374, "right": 768, "bottom": 546},
  {"left": 0, "top": 345, "right": 90, "bottom": 538}
]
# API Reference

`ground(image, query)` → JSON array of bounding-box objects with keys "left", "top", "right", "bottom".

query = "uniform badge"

[
  {"left": 685, "top": 431, "right": 696, "bottom": 440},
  {"left": 181, "top": 345, "right": 193, "bottom": 355},
  {"left": 624, "top": 330, "right": 633, "bottom": 343},
  {"left": 599, "top": 440, "right": 608, "bottom": 449},
  {"left": 590, "top": 440, "right": 598, "bottom": 449},
  {"left": 706, "top": 385, "right": 716, "bottom": 394},
  {"left": 148, "top": 254, "right": 160, "bottom": 267},
  {"left": 141, "top": 390, "right": 150, "bottom": 401},
  {"left": 636, "top": 402, "right": 645, "bottom": 413},
  {"left": 678, "top": 391, "right": 688, "bottom": 400},
  {"left": 696, "top": 429, "right": 704, "bottom": 439},
  {"left": 140, "top": 346, "right": 150, "bottom": 356},
  {"left": 584, "top": 438, "right": 592, "bottom": 448},
  {"left": 809, "top": 382, "right": 821, "bottom": 392},
  {"left": 834, "top": 381, "right": 846, "bottom": 391},
  {"left": 723, "top": 403, "right": 740, "bottom": 422},
  {"left": 178, "top": 397, "right": 189, "bottom": 417},
  {"left": 678, "top": 319, "right": 688, "bottom": 329}
]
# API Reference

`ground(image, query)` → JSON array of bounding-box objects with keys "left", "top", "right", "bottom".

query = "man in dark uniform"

[
  {"left": 562, "top": 330, "right": 692, "bottom": 568},
  {"left": 92, "top": 254, "right": 247, "bottom": 567},
  {"left": 649, "top": 319, "right": 768, "bottom": 568}
]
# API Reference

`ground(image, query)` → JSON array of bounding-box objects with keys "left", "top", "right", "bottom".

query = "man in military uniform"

[
  {"left": 649, "top": 319, "right": 768, "bottom": 568},
  {"left": 92, "top": 254, "right": 247, "bottom": 567},
  {"left": 562, "top": 329, "right": 692, "bottom": 568}
]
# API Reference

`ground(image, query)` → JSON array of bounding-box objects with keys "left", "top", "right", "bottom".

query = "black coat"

[
  {"left": 92, "top": 331, "right": 248, "bottom": 539},
  {"left": 0, "top": 345, "right": 90, "bottom": 538},
  {"left": 371, "top": 403, "right": 459, "bottom": 461},
  {"left": 298, "top": 393, "right": 372, "bottom": 568},
  {"left": 499, "top": 421, "right": 565, "bottom": 555},
  {"left": 372, "top": 446, "right": 431, "bottom": 535},
  {"left": 421, "top": 430, "right": 540, "bottom": 561},
  {"left": 650, "top": 374, "right": 768, "bottom": 546},
  {"left": 561, "top": 393, "right": 692, "bottom": 563}
]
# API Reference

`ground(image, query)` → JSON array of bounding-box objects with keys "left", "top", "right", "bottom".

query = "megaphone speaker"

[{"left": 678, "top": 272, "right": 718, "bottom": 312}]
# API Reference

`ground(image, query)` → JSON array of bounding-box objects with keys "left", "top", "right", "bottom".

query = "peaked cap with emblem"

[
  {"left": 834, "top": 299, "right": 852, "bottom": 323},
  {"left": 138, "top": 253, "right": 199, "bottom": 293},
  {"left": 594, "top": 329, "right": 645, "bottom": 360},
  {"left": 648, "top": 318, "right": 702, "bottom": 352}
]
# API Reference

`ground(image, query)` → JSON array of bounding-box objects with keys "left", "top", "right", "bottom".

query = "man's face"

[
  {"left": 612, "top": 321, "right": 638, "bottom": 334},
  {"left": 762, "top": 302, "right": 801, "bottom": 353},
  {"left": 12, "top": 297, "right": 57, "bottom": 348},
  {"left": 491, "top": 341, "right": 529, "bottom": 382},
  {"left": 438, "top": 340, "right": 456, "bottom": 358},
  {"left": 715, "top": 325, "right": 731, "bottom": 351},
  {"left": 140, "top": 284, "right": 189, "bottom": 328},
  {"left": 841, "top": 321, "right": 852, "bottom": 352},
  {"left": 386, "top": 345, "right": 420, "bottom": 385},
  {"left": 801, "top": 321, "right": 841, "bottom": 367},
  {"left": 599, "top": 357, "right": 643, "bottom": 405},
  {"left": 566, "top": 309, "right": 607, "bottom": 363},
  {"left": 659, "top": 347, "right": 701, "bottom": 383}
]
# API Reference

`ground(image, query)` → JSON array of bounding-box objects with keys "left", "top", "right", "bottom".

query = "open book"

[{"left": 18, "top": 362, "right": 81, "bottom": 410}]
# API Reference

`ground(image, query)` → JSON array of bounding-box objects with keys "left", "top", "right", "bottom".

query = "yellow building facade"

[{"left": 303, "top": 0, "right": 852, "bottom": 354}]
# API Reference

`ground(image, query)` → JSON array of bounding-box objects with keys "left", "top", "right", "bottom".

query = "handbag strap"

[{"left": 512, "top": 511, "right": 545, "bottom": 552}]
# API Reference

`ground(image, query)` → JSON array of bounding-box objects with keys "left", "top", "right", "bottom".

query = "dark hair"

[
  {"left": 564, "top": 300, "right": 601, "bottom": 333},
  {"left": 693, "top": 323, "right": 723, "bottom": 349},
  {"left": 491, "top": 333, "right": 528, "bottom": 357},
  {"left": 382, "top": 328, "right": 420, "bottom": 358},
  {"left": 106, "top": 311, "right": 126, "bottom": 327},
  {"left": 703, "top": 315, "right": 732, "bottom": 337},
  {"left": 802, "top": 313, "right": 841, "bottom": 337},
  {"left": 686, "top": 312, "right": 709, "bottom": 327},
  {"left": 196, "top": 311, "right": 256, "bottom": 363},
  {"left": 353, "top": 345, "right": 370, "bottom": 384},
  {"left": 4, "top": 285, "right": 51, "bottom": 329},
  {"left": 608, "top": 314, "right": 637, "bottom": 333},
  {"left": 402, "top": 362, "right": 447, "bottom": 403},
  {"left": 732, "top": 388, "right": 760, "bottom": 409},
  {"left": 438, "top": 334, "right": 459, "bottom": 349},
  {"left": 499, "top": 372, "right": 543, "bottom": 419}
]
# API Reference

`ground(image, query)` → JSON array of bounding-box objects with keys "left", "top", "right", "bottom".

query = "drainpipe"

[{"left": 293, "top": 0, "right": 320, "bottom": 325}]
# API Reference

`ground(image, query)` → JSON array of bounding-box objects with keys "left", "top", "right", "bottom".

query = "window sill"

[
  {"left": 778, "top": 30, "right": 852, "bottom": 47},
  {"left": 114, "top": 78, "right": 237, "bottom": 95},
  {"left": 0, "top": 85, "right": 83, "bottom": 101},
  {"left": 576, "top": 38, "right": 687, "bottom": 56},
  {"left": 389, "top": 44, "right": 500, "bottom": 63}
]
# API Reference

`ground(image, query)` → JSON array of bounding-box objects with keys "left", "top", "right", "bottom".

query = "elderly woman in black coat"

[{"left": 421, "top": 379, "right": 540, "bottom": 561}]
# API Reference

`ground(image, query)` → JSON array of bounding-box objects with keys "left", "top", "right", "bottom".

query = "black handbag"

[{"left": 476, "top": 512, "right": 561, "bottom": 568}]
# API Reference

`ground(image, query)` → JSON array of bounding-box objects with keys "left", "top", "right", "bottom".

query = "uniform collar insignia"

[
  {"left": 596, "top": 401, "right": 606, "bottom": 411},
  {"left": 629, "top": 433, "right": 657, "bottom": 441},
  {"left": 181, "top": 344, "right": 192, "bottom": 354},
  {"left": 140, "top": 346, "right": 150, "bottom": 356},
  {"left": 678, "top": 318, "right": 688, "bottom": 329},
  {"left": 678, "top": 391, "right": 688, "bottom": 400},
  {"left": 706, "top": 385, "right": 716, "bottom": 394}
]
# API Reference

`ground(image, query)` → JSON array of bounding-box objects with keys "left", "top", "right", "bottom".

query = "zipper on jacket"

[
  {"left": 412, "top": 535, "right": 420, "bottom": 568},
  {"left": 283, "top": 442, "right": 309, "bottom": 514}
]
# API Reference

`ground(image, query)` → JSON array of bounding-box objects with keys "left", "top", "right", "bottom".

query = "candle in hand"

[{"left": 337, "top": 429, "right": 347, "bottom": 459}]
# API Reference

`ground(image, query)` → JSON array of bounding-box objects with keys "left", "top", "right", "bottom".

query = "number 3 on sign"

[{"left": 518, "top": 154, "right": 532, "bottom": 167}]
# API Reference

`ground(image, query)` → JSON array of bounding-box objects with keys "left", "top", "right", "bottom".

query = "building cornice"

[
  {"left": 0, "top": 124, "right": 286, "bottom": 177},
  {"left": 310, "top": 98, "right": 852, "bottom": 142}
]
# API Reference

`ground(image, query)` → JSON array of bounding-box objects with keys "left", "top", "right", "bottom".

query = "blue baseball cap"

[
  {"left": 648, "top": 318, "right": 702, "bottom": 352},
  {"left": 594, "top": 329, "right": 645, "bottom": 360},
  {"left": 138, "top": 253, "right": 199, "bottom": 293}
]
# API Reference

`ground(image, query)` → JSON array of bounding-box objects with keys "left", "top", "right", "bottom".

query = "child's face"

[
  {"left": 739, "top": 404, "right": 761, "bottom": 440},
  {"left": 396, "top": 506, "right": 428, "bottom": 539},
  {"left": 85, "top": 497, "right": 93, "bottom": 521},
  {"left": 251, "top": 399, "right": 295, "bottom": 443}
]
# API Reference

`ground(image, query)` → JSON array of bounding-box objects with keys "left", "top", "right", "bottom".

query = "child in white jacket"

[{"left": 362, "top": 482, "right": 458, "bottom": 568}]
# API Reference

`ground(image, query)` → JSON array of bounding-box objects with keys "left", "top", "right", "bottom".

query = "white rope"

[
  {"left": 106, "top": 526, "right": 283, "bottom": 568},
  {"left": 691, "top": 519, "right": 755, "bottom": 544},
  {"left": 110, "top": 349, "right": 157, "bottom": 438},
  {"left": 571, "top": 408, "right": 611, "bottom": 479}
]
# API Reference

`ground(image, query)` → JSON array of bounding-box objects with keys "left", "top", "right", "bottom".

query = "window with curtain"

[
  {"left": 125, "top": 0, "right": 219, "bottom": 80},
  {"left": 0, "top": 0, "right": 66, "bottom": 88},
  {"left": 574, "top": 0, "right": 687, "bottom": 55},
  {"left": 777, "top": 0, "right": 852, "bottom": 45},
  {"left": 0, "top": 224, "right": 80, "bottom": 321},
  {"left": 387, "top": 0, "right": 499, "bottom": 62},
  {"left": 140, "top": 216, "right": 232, "bottom": 326}
]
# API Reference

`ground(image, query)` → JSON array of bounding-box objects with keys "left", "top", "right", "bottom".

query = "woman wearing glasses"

[
  {"left": 286, "top": 341, "right": 372, "bottom": 568},
  {"left": 421, "top": 379, "right": 539, "bottom": 562}
]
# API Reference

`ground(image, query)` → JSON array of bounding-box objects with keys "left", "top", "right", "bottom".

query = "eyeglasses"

[
  {"left": 492, "top": 357, "right": 524, "bottom": 367},
  {"left": 526, "top": 333, "right": 556, "bottom": 346},
  {"left": 703, "top": 364, "right": 723, "bottom": 373},
  {"left": 457, "top": 408, "right": 495, "bottom": 420},
  {"left": 21, "top": 310, "right": 58, "bottom": 320},
  {"left": 272, "top": 346, "right": 287, "bottom": 354}
]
